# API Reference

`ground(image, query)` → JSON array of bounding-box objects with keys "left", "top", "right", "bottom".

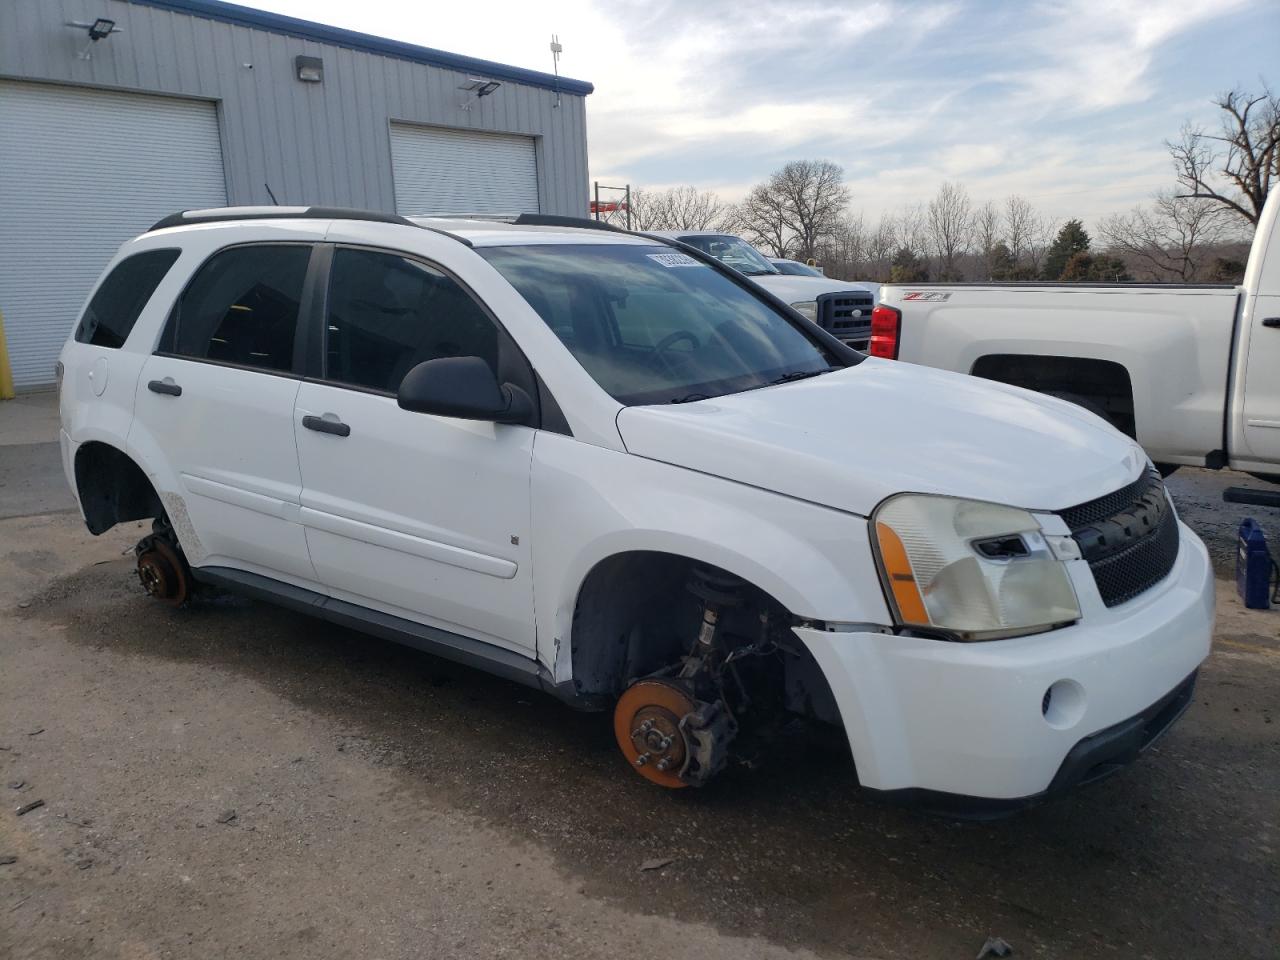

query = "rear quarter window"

[{"left": 75, "top": 249, "right": 181, "bottom": 348}]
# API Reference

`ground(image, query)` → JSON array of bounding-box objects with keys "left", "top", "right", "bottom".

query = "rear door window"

[
  {"left": 161, "top": 245, "right": 310, "bottom": 374},
  {"left": 323, "top": 247, "right": 499, "bottom": 393},
  {"left": 75, "top": 249, "right": 181, "bottom": 348}
]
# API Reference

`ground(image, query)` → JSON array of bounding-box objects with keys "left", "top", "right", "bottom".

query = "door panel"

[
  {"left": 129, "top": 242, "right": 317, "bottom": 581},
  {"left": 133, "top": 358, "right": 314, "bottom": 579},
  {"left": 1241, "top": 291, "right": 1280, "bottom": 462},
  {"left": 293, "top": 246, "right": 536, "bottom": 653},
  {"left": 295, "top": 384, "right": 535, "bottom": 651}
]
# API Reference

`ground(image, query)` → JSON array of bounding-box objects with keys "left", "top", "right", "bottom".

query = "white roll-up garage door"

[
  {"left": 0, "top": 81, "right": 227, "bottom": 390},
  {"left": 390, "top": 123, "right": 539, "bottom": 217}
]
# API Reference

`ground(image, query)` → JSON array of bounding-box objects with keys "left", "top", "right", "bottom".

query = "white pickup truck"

[
  {"left": 874, "top": 191, "right": 1280, "bottom": 499},
  {"left": 649, "top": 231, "right": 879, "bottom": 349}
]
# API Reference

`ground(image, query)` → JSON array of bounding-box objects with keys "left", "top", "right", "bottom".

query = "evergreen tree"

[
  {"left": 888, "top": 246, "right": 929, "bottom": 283},
  {"left": 1043, "top": 219, "right": 1091, "bottom": 279},
  {"left": 1059, "top": 251, "right": 1132, "bottom": 282},
  {"left": 988, "top": 241, "right": 1016, "bottom": 280}
]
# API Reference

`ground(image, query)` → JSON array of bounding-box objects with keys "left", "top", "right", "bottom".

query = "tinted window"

[
  {"left": 324, "top": 247, "right": 498, "bottom": 393},
  {"left": 164, "top": 245, "right": 310, "bottom": 372},
  {"left": 480, "top": 243, "right": 836, "bottom": 405},
  {"left": 76, "top": 249, "right": 181, "bottom": 348}
]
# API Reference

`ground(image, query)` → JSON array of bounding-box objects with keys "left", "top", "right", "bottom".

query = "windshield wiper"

[
  {"left": 670, "top": 392, "right": 712, "bottom": 404},
  {"left": 769, "top": 369, "right": 831, "bottom": 386}
]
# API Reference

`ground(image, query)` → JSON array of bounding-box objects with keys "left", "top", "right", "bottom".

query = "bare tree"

[
  {"left": 972, "top": 200, "right": 1002, "bottom": 280},
  {"left": 1168, "top": 85, "right": 1280, "bottom": 226},
  {"left": 627, "top": 185, "right": 728, "bottom": 231},
  {"left": 1024, "top": 214, "right": 1059, "bottom": 277},
  {"left": 662, "top": 185, "right": 729, "bottom": 231},
  {"left": 894, "top": 203, "right": 931, "bottom": 262},
  {"left": 1004, "top": 195, "right": 1038, "bottom": 266},
  {"left": 626, "top": 187, "right": 663, "bottom": 231},
  {"left": 736, "top": 160, "right": 850, "bottom": 260},
  {"left": 733, "top": 186, "right": 792, "bottom": 257},
  {"left": 865, "top": 214, "right": 898, "bottom": 282},
  {"left": 1099, "top": 191, "right": 1236, "bottom": 281},
  {"left": 926, "top": 181, "right": 973, "bottom": 280},
  {"left": 816, "top": 213, "right": 869, "bottom": 279}
]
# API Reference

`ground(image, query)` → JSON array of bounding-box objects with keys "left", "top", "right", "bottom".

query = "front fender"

[{"left": 530, "top": 433, "right": 891, "bottom": 682}]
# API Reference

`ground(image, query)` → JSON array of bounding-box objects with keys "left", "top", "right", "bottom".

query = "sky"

[{"left": 238, "top": 0, "right": 1275, "bottom": 228}]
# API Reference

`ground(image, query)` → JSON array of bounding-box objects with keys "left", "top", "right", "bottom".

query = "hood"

[
  {"left": 616, "top": 359, "right": 1147, "bottom": 517},
  {"left": 750, "top": 274, "right": 872, "bottom": 305}
]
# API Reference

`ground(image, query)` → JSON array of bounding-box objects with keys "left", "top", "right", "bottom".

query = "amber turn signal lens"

[{"left": 874, "top": 520, "right": 929, "bottom": 625}]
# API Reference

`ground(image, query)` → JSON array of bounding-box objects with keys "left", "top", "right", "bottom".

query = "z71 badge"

[{"left": 902, "top": 291, "right": 952, "bottom": 301}]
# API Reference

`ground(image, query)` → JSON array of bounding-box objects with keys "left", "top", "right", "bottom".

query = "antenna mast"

[{"left": 549, "top": 34, "right": 563, "bottom": 108}]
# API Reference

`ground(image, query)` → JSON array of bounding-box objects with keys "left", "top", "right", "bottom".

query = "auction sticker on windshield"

[{"left": 647, "top": 252, "right": 703, "bottom": 268}]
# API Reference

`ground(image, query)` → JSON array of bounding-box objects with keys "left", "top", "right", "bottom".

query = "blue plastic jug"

[{"left": 1236, "top": 518, "right": 1276, "bottom": 610}]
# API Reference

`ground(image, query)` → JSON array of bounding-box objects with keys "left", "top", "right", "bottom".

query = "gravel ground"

[{"left": 0, "top": 466, "right": 1277, "bottom": 959}]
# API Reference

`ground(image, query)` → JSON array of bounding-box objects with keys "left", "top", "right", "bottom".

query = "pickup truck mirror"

[{"left": 397, "top": 356, "right": 533, "bottom": 425}]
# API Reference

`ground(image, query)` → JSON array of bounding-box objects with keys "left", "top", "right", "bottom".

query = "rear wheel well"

[
  {"left": 568, "top": 551, "right": 842, "bottom": 727},
  {"left": 73, "top": 442, "right": 163, "bottom": 535},
  {"left": 970, "top": 354, "right": 1136, "bottom": 437}
]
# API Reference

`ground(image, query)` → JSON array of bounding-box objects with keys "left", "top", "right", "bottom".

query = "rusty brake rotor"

[
  {"left": 136, "top": 538, "right": 189, "bottom": 605},
  {"left": 613, "top": 679, "right": 699, "bottom": 788}
]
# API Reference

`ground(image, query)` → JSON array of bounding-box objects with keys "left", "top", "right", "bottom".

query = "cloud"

[
  {"left": 237, "top": 0, "right": 1271, "bottom": 225},
  {"left": 992, "top": 0, "right": 1256, "bottom": 113}
]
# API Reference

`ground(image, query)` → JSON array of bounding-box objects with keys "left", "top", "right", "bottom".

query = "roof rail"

[
  {"left": 148, "top": 206, "right": 418, "bottom": 232},
  {"left": 512, "top": 213, "right": 628, "bottom": 233}
]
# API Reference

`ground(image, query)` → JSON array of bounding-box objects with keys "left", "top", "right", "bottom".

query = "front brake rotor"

[{"left": 613, "top": 679, "right": 698, "bottom": 788}]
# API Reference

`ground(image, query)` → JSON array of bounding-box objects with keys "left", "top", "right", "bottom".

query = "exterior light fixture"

[
  {"left": 295, "top": 55, "right": 323, "bottom": 83},
  {"left": 88, "top": 18, "right": 116, "bottom": 40},
  {"left": 459, "top": 77, "right": 502, "bottom": 97},
  {"left": 65, "top": 17, "right": 122, "bottom": 59}
]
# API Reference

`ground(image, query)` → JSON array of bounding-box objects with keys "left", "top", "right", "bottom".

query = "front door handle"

[
  {"left": 302, "top": 414, "right": 351, "bottom": 437},
  {"left": 1262, "top": 317, "right": 1280, "bottom": 328},
  {"left": 147, "top": 378, "right": 182, "bottom": 397}
]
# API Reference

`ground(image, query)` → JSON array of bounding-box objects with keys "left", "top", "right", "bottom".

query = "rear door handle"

[
  {"left": 302, "top": 414, "right": 350, "bottom": 437},
  {"left": 1262, "top": 317, "right": 1280, "bottom": 328},
  {"left": 147, "top": 378, "right": 182, "bottom": 397}
]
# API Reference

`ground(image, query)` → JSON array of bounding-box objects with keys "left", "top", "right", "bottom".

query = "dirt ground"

[{"left": 1, "top": 421, "right": 1277, "bottom": 958}]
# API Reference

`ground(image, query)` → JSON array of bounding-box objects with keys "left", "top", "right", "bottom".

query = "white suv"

[{"left": 59, "top": 207, "right": 1213, "bottom": 814}]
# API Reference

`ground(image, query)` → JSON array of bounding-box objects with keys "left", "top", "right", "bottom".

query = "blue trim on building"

[{"left": 129, "top": 0, "right": 594, "bottom": 96}]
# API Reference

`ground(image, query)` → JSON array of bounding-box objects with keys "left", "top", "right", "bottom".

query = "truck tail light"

[{"left": 869, "top": 305, "right": 901, "bottom": 359}]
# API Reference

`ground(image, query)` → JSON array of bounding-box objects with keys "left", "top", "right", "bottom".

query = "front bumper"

[{"left": 793, "top": 520, "right": 1214, "bottom": 804}]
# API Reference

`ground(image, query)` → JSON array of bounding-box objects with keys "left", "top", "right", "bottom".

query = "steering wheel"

[{"left": 652, "top": 330, "right": 700, "bottom": 370}]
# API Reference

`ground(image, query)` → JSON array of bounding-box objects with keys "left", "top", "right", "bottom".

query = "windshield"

[
  {"left": 480, "top": 243, "right": 837, "bottom": 406},
  {"left": 772, "top": 260, "right": 823, "bottom": 277},
  {"left": 673, "top": 235, "right": 779, "bottom": 276}
]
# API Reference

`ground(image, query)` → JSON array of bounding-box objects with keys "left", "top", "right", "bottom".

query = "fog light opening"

[{"left": 1042, "top": 679, "right": 1086, "bottom": 729}]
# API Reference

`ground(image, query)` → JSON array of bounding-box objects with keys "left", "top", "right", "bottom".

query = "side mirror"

[{"left": 397, "top": 356, "right": 533, "bottom": 425}]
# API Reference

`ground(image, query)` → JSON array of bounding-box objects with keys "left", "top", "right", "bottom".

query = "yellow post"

[{"left": 0, "top": 309, "right": 14, "bottom": 400}]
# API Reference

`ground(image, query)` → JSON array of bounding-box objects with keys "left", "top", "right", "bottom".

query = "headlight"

[
  {"left": 790, "top": 300, "right": 817, "bottom": 321},
  {"left": 871, "top": 494, "right": 1081, "bottom": 640}
]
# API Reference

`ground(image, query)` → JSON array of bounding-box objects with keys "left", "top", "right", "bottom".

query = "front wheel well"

[
  {"left": 73, "top": 441, "right": 163, "bottom": 535},
  {"left": 971, "top": 354, "right": 1136, "bottom": 437},
  {"left": 567, "top": 551, "right": 842, "bottom": 727}
]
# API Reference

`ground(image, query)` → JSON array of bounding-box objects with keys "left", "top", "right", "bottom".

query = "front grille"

[
  {"left": 1059, "top": 466, "right": 1180, "bottom": 607},
  {"left": 816, "top": 291, "right": 875, "bottom": 345}
]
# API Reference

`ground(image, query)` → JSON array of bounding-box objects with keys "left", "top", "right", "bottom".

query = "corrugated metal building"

[{"left": 0, "top": 0, "right": 593, "bottom": 390}]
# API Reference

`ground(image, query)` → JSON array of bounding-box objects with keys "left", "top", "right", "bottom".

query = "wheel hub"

[
  {"left": 613, "top": 680, "right": 698, "bottom": 788},
  {"left": 136, "top": 538, "right": 189, "bottom": 605}
]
